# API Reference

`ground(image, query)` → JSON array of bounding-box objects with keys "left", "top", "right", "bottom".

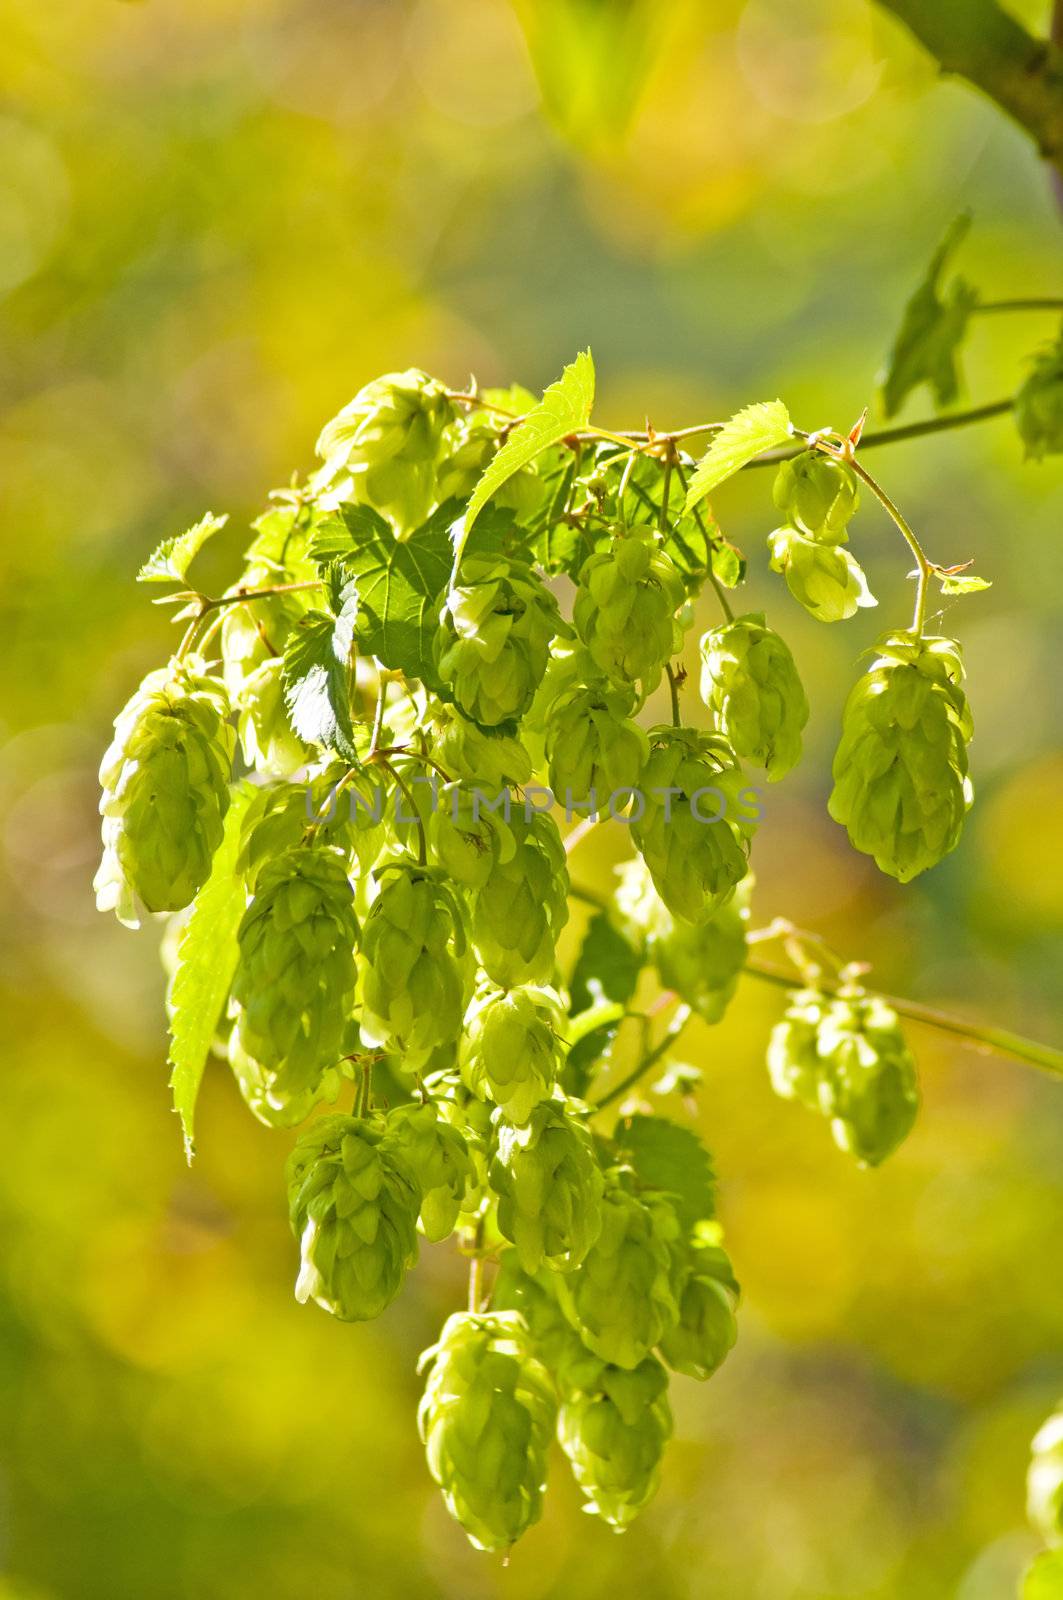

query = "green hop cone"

[
  {"left": 699, "top": 613, "right": 809, "bottom": 780},
  {"left": 544, "top": 681, "right": 648, "bottom": 807},
  {"left": 554, "top": 1173, "right": 681, "bottom": 1370},
  {"left": 429, "top": 703, "right": 533, "bottom": 789},
  {"left": 230, "top": 844, "right": 359, "bottom": 1100},
  {"left": 491, "top": 1249, "right": 586, "bottom": 1375},
  {"left": 1028, "top": 1406, "right": 1063, "bottom": 1546},
  {"left": 287, "top": 1114, "right": 420, "bottom": 1321},
  {"left": 659, "top": 1230, "right": 739, "bottom": 1381},
  {"left": 768, "top": 525, "right": 876, "bottom": 623},
  {"left": 557, "top": 1351, "right": 672, "bottom": 1530},
  {"left": 428, "top": 783, "right": 516, "bottom": 890},
  {"left": 95, "top": 662, "right": 235, "bottom": 926},
  {"left": 652, "top": 877, "right": 751, "bottom": 1025},
  {"left": 360, "top": 865, "right": 470, "bottom": 1071},
  {"left": 220, "top": 586, "right": 312, "bottom": 777},
  {"left": 828, "top": 631, "right": 974, "bottom": 882},
  {"left": 436, "top": 556, "right": 566, "bottom": 728},
  {"left": 417, "top": 1310, "right": 557, "bottom": 1552},
  {"left": 460, "top": 984, "right": 565, "bottom": 1125},
  {"left": 630, "top": 728, "right": 756, "bottom": 925},
  {"left": 314, "top": 368, "right": 454, "bottom": 534},
  {"left": 227, "top": 1020, "right": 350, "bottom": 1129},
  {"left": 472, "top": 809, "right": 569, "bottom": 986},
  {"left": 768, "top": 988, "right": 920, "bottom": 1166},
  {"left": 772, "top": 450, "right": 860, "bottom": 540},
  {"left": 573, "top": 529, "right": 686, "bottom": 693},
  {"left": 426, "top": 1069, "right": 494, "bottom": 1220},
  {"left": 436, "top": 408, "right": 552, "bottom": 518},
  {"left": 490, "top": 1098, "right": 605, "bottom": 1272},
  {"left": 383, "top": 1100, "right": 474, "bottom": 1243},
  {"left": 1015, "top": 325, "right": 1063, "bottom": 460}
]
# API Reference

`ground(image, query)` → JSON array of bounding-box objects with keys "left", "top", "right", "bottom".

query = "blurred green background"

[{"left": 1, "top": 1, "right": 1062, "bottom": 1596}]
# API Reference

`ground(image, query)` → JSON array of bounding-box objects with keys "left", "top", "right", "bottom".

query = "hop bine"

[
  {"left": 557, "top": 1350, "right": 673, "bottom": 1530},
  {"left": 699, "top": 613, "right": 808, "bottom": 780},
  {"left": 418, "top": 1311, "right": 557, "bottom": 1552},
  {"left": 94, "top": 662, "right": 235, "bottom": 926},
  {"left": 490, "top": 1098, "right": 605, "bottom": 1272}
]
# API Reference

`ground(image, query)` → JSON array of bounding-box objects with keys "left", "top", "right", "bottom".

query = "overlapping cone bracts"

[
  {"left": 313, "top": 368, "right": 454, "bottom": 534},
  {"left": 557, "top": 1352, "right": 673, "bottom": 1529},
  {"left": 417, "top": 1311, "right": 557, "bottom": 1552},
  {"left": 554, "top": 1174, "right": 682, "bottom": 1370},
  {"left": 230, "top": 844, "right": 359, "bottom": 1100},
  {"left": 699, "top": 613, "right": 808, "bottom": 780},
  {"left": 94, "top": 662, "right": 235, "bottom": 927},
  {"left": 227, "top": 1021, "right": 349, "bottom": 1129},
  {"left": 471, "top": 810, "right": 569, "bottom": 986},
  {"left": 436, "top": 404, "right": 553, "bottom": 519},
  {"left": 436, "top": 555, "right": 566, "bottom": 727},
  {"left": 460, "top": 984, "right": 565, "bottom": 1125},
  {"left": 490, "top": 1250, "right": 587, "bottom": 1377},
  {"left": 287, "top": 1114, "right": 420, "bottom": 1321},
  {"left": 767, "top": 525, "right": 876, "bottom": 622},
  {"left": 221, "top": 584, "right": 312, "bottom": 778},
  {"left": 630, "top": 727, "right": 755, "bottom": 925},
  {"left": 1028, "top": 1406, "right": 1063, "bottom": 1546},
  {"left": 429, "top": 704, "right": 533, "bottom": 789},
  {"left": 544, "top": 680, "right": 648, "bottom": 804},
  {"left": 659, "top": 1235, "right": 740, "bottom": 1381},
  {"left": 383, "top": 1100, "right": 474, "bottom": 1242},
  {"left": 767, "top": 987, "right": 919, "bottom": 1166},
  {"left": 360, "top": 865, "right": 470, "bottom": 1070},
  {"left": 828, "top": 631, "right": 973, "bottom": 882},
  {"left": 573, "top": 530, "right": 686, "bottom": 693},
  {"left": 490, "top": 1098, "right": 605, "bottom": 1272},
  {"left": 772, "top": 450, "right": 860, "bottom": 540},
  {"left": 615, "top": 855, "right": 750, "bottom": 1025},
  {"left": 1014, "top": 326, "right": 1063, "bottom": 461},
  {"left": 428, "top": 784, "right": 515, "bottom": 890}
]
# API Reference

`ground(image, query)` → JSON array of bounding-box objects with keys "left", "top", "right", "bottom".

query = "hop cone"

[
  {"left": 1029, "top": 1406, "right": 1063, "bottom": 1546},
  {"left": 772, "top": 450, "right": 859, "bottom": 540},
  {"left": 314, "top": 368, "right": 453, "bottom": 534},
  {"left": 360, "top": 865, "right": 470, "bottom": 1070},
  {"left": 555, "top": 1174, "right": 681, "bottom": 1370},
  {"left": 573, "top": 531, "right": 686, "bottom": 692},
  {"left": 417, "top": 1311, "right": 557, "bottom": 1552},
  {"left": 227, "top": 1021, "right": 349, "bottom": 1129},
  {"left": 558, "top": 1351, "right": 672, "bottom": 1530},
  {"left": 630, "top": 728, "right": 756, "bottom": 925},
  {"left": 490, "top": 1099, "right": 605, "bottom": 1271},
  {"left": 828, "top": 631, "right": 973, "bottom": 882},
  {"left": 429, "top": 784, "right": 515, "bottom": 890},
  {"left": 384, "top": 1100, "right": 474, "bottom": 1242},
  {"left": 286, "top": 1114, "right": 420, "bottom": 1321},
  {"left": 491, "top": 1250, "right": 585, "bottom": 1375},
  {"left": 426, "top": 1069, "right": 494, "bottom": 1218},
  {"left": 699, "top": 613, "right": 808, "bottom": 780},
  {"left": 659, "top": 1232, "right": 739, "bottom": 1381},
  {"left": 768, "top": 988, "right": 919, "bottom": 1166},
  {"left": 221, "top": 587, "right": 310, "bottom": 777},
  {"left": 436, "top": 408, "right": 551, "bottom": 518},
  {"left": 472, "top": 810, "right": 569, "bottom": 986},
  {"left": 545, "top": 681, "right": 648, "bottom": 807},
  {"left": 95, "top": 663, "right": 235, "bottom": 926},
  {"left": 430, "top": 704, "right": 533, "bottom": 789},
  {"left": 230, "top": 844, "right": 358, "bottom": 1099},
  {"left": 768, "top": 525, "right": 876, "bottom": 623},
  {"left": 652, "top": 878, "right": 751, "bottom": 1025},
  {"left": 460, "top": 985, "right": 565, "bottom": 1125},
  {"left": 436, "top": 556, "right": 565, "bottom": 727},
  {"left": 1015, "top": 327, "right": 1063, "bottom": 460}
]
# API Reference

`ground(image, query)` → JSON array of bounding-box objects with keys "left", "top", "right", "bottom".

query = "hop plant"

[
  {"left": 630, "top": 728, "right": 756, "bottom": 925},
  {"left": 472, "top": 810, "right": 569, "bottom": 986},
  {"left": 229, "top": 844, "right": 359, "bottom": 1101},
  {"left": 491, "top": 1250, "right": 586, "bottom": 1376},
  {"left": 557, "top": 1350, "right": 673, "bottom": 1530},
  {"left": 544, "top": 680, "right": 648, "bottom": 806},
  {"left": 428, "top": 783, "right": 515, "bottom": 890},
  {"left": 360, "top": 865, "right": 470, "bottom": 1071},
  {"left": 436, "top": 405, "right": 552, "bottom": 518},
  {"left": 652, "top": 880, "right": 751, "bottom": 1025},
  {"left": 490, "top": 1098, "right": 605, "bottom": 1271},
  {"left": 1015, "top": 325, "right": 1063, "bottom": 460},
  {"left": 573, "top": 529, "right": 686, "bottom": 693},
  {"left": 699, "top": 613, "right": 809, "bottom": 779},
  {"left": 768, "top": 525, "right": 876, "bottom": 622},
  {"left": 828, "top": 631, "right": 973, "bottom": 881},
  {"left": 1028, "top": 1406, "right": 1063, "bottom": 1547},
  {"left": 436, "top": 556, "right": 566, "bottom": 727},
  {"left": 555, "top": 1173, "right": 682, "bottom": 1370},
  {"left": 460, "top": 984, "right": 565, "bottom": 1125},
  {"left": 314, "top": 368, "right": 454, "bottom": 533},
  {"left": 417, "top": 1311, "right": 557, "bottom": 1552},
  {"left": 659, "top": 1231, "right": 740, "bottom": 1381},
  {"left": 429, "top": 704, "right": 533, "bottom": 789},
  {"left": 772, "top": 450, "right": 860, "bottom": 539},
  {"left": 227, "top": 1020, "right": 350, "bottom": 1129},
  {"left": 384, "top": 1100, "right": 475, "bottom": 1242},
  {"left": 287, "top": 1114, "right": 421, "bottom": 1321},
  {"left": 768, "top": 988, "right": 919, "bottom": 1166},
  {"left": 220, "top": 588, "right": 311, "bottom": 778},
  {"left": 94, "top": 662, "right": 235, "bottom": 926}
]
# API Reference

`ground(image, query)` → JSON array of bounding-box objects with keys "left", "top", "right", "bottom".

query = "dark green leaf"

[
  {"left": 138, "top": 511, "right": 228, "bottom": 584},
  {"left": 880, "top": 214, "right": 979, "bottom": 417},
  {"left": 570, "top": 911, "right": 643, "bottom": 1014},
  {"left": 614, "top": 1113, "right": 717, "bottom": 1230}
]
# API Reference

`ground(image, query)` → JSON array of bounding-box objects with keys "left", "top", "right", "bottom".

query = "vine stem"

[
  {"left": 671, "top": 452, "right": 734, "bottom": 623},
  {"left": 594, "top": 1005, "right": 694, "bottom": 1110},
  {"left": 972, "top": 298, "right": 1063, "bottom": 314},
  {"left": 847, "top": 455, "right": 932, "bottom": 633},
  {"left": 376, "top": 757, "right": 427, "bottom": 866},
  {"left": 665, "top": 662, "right": 683, "bottom": 728}
]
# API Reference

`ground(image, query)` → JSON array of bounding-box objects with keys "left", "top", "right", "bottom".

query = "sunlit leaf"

[
  {"left": 684, "top": 401, "right": 792, "bottom": 512},
  {"left": 137, "top": 512, "right": 228, "bottom": 584}
]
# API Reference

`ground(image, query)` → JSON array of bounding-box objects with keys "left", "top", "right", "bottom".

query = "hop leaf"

[
  {"left": 684, "top": 400, "right": 792, "bottom": 510},
  {"left": 699, "top": 613, "right": 808, "bottom": 779},
  {"left": 558, "top": 1351, "right": 672, "bottom": 1530},
  {"left": 491, "top": 1098, "right": 605, "bottom": 1271},
  {"left": 137, "top": 511, "right": 228, "bottom": 584},
  {"left": 1015, "top": 322, "right": 1063, "bottom": 461},
  {"left": 880, "top": 215, "right": 978, "bottom": 417}
]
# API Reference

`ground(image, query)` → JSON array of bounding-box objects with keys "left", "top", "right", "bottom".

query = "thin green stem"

[
  {"left": 368, "top": 668, "right": 387, "bottom": 758},
  {"left": 847, "top": 456, "right": 932, "bottom": 633},
  {"left": 671, "top": 453, "right": 734, "bottom": 622},
  {"left": 665, "top": 662, "right": 683, "bottom": 728},
  {"left": 972, "top": 298, "right": 1063, "bottom": 314},
  {"left": 594, "top": 1005, "right": 694, "bottom": 1110},
  {"left": 377, "top": 758, "right": 427, "bottom": 866},
  {"left": 742, "top": 400, "right": 1014, "bottom": 466}
]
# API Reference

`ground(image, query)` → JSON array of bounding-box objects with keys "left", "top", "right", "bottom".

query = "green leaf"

[
  {"left": 614, "top": 1113, "right": 717, "bottom": 1231},
  {"left": 512, "top": 0, "right": 666, "bottom": 151},
  {"left": 563, "top": 1000, "right": 626, "bottom": 1099},
  {"left": 570, "top": 911, "right": 643, "bottom": 1014},
  {"left": 684, "top": 400, "right": 792, "bottom": 512},
  {"left": 281, "top": 568, "right": 360, "bottom": 761},
  {"left": 168, "top": 783, "right": 255, "bottom": 1161},
  {"left": 880, "top": 213, "right": 979, "bottom": 417},
  {"left": 939, "top": 571, "right": 991, "bottom": 595},
  {"left": 1022, "top": 1550, "right": 1063, "bottom": 1600},
  {"left": 710, "top": 538, "right": 746, "bottom": 589},
  {"left": 137, "top": 511, "right": 228, "bottom": 584},
  {"left": 457, "top": 349, "right": 595, "bottom": 560}
]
